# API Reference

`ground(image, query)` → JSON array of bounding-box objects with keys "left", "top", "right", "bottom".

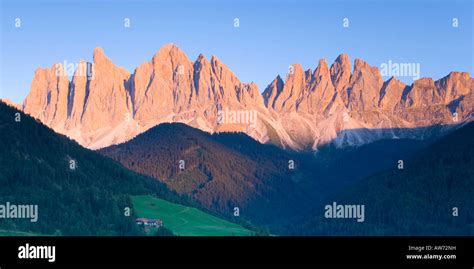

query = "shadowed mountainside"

[
  {"left": 291, "top": 122, "right": 474, "bottom": 235},
  {"left": 100, "top": 123, "right": 317, "bottom": 225},
  {"left": 0, "top": 101, "right": 190, "bottom": 235},
  {"left": 100, "top": 122, "right": 462, "bottom": 228}
]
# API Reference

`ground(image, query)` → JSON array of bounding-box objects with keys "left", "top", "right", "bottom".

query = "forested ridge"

[
  {"left": 292, "top": 122, "right": 474, "bottom": 235},
  {"left": 0, "top": 101, "right": 189, "bottom": 235},
  {"left": 3, "top": 97, "right": 467, "bottom": 236},
  {"left": 100, "top": 123, "right": 317, "bottom": 225}
]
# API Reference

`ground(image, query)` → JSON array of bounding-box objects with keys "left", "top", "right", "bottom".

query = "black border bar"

[{"left": 0, "top": 236, "right": 473, "bottom": 267}]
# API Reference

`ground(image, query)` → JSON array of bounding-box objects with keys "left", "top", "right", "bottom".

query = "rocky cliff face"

[
  {"left": 21, "top": 44, "right": 473, "bottom": 150},
  {"left": 23, "top": 63, "right": 69, "bottom": 128},
  {"left": 262, "top": 55, "right": 473, "bottom": 149}
]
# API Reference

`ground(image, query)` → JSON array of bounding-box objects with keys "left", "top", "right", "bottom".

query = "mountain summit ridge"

[{"left": 21, "top": 44, "right": 473, "bottom": 150}]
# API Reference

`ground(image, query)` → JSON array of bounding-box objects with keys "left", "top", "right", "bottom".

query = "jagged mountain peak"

[
  {"left": 93, "top": 47, "right": 106, "bottom": 58},
  {"left": 414, "top": 77, "right": 435, "bottom": 85},
  {"left": 317, "top": 58, "right": 329, "bottom": 68},
  {"left": 379, "top": 76, "right": 406, "bottom": 111},
  {"left": 262, "top": 75, "right": 285, "bottom": 108},
  {"left": 92, "top": 47, "right": 120, "bottom": 70},
  {"left": 314, "top": 59, "right": 330, "bottom": 77},
  {"left": 331, "top": 53, "right": 350, "bottom": 74},
  {"left": 353, "top": 58, "right": 368, "bottom": 69},
  {"left": 210, "top": 54, "right": 239, "bottom": 82},
  {"left": 286, "top": 63, "right": 304, "bottom": 79},
  {"left": 336, "top": 53, "right": 349, "bottom": 60},
  {"left": 20, "top": 46, "right": 473, "bottom": 151},
  {"left": 210, "top": 54, "right": 220, "bottom": 64},
  {"left": 152, "top": 43, "right": 190, "bottom": 65},
  {"left": 196, "top": 53, "right": 207, "bottom": 61},
  {"left": 330, "top": 53, "right": 351, "bottom": 98}
]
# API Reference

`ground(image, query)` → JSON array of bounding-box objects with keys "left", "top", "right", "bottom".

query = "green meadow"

[{"left": 131, "top": 195, "right": 253, "bottom": 236}]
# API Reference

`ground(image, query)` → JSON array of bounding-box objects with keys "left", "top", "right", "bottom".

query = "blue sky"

[{"left": 1, "top": 0, "right": 472, "bottom": 103}]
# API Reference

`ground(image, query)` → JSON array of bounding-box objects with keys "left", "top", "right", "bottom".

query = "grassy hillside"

[
  {"left": 101, "top": 122, "right": 435, "bottom": 231},
  {"left": 100, "top": 123, "right": 316, "bottom": 225},
  {"left": 0, "top": 101, "right": 190, "bottom": 236},
  {"left": 132, "top": 195, "right": 252, "bottom": 236}
]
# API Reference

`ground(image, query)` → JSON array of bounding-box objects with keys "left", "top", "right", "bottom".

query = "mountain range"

[
  {"left": 20, "top": 44, "right": 473, "bottom": 150},
  {"left": 2, "top": 97, "right": 472, "bottom": 235},
  {"left": 2, "top": 43, "right": 473, "bottom": 235}
]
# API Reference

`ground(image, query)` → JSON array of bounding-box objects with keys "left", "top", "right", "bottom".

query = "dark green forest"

[
  {"left": 2, "top": 99, "right": 470, "bottom": 236},
  {"left": 0, "top": 102, "right": 189, "bottom": 235},
  {"left": 100, "top": 122, "right": 432, "bottom": 230},
  {"left": 100, "top": 123, "right": 317, "bottom": 226},
  {"left": 291, "top": 122, "right": 474, "bottom": 235}
]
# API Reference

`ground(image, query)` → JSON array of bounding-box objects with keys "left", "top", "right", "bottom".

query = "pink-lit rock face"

[{"left": 22, "top": 44, "right": 473, "bottom": 151}]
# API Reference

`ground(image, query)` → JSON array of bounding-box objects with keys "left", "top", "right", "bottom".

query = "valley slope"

[
  {"left": 100, "top": 123, "right": 316, "bottom": 225},
  {"left": 100, "top": 122, "right": 435, "bottom": 228},
  {"left": 0, "top": 101, "right": 247, "bottom": 236},
  {"left": 293, "top": 122, "right": 474, "bottom": 235}
]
